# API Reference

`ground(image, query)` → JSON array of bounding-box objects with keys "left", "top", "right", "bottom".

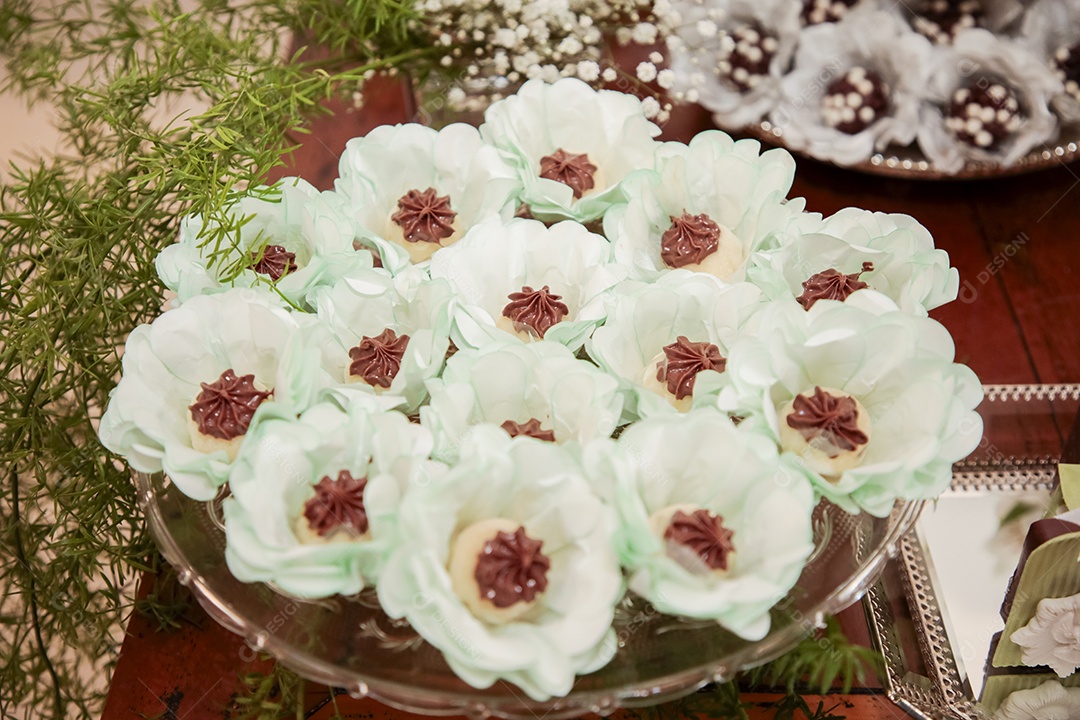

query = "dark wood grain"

[{"left": 100, "top": 575, "right": 273, "bottom": 720}]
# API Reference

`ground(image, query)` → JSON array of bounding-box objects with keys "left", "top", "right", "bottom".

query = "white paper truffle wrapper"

[
  {"left": 479, "top": 78, "right": 662, "bottom": 223},
  {"left": 916, "top": 29, "right": 1061, "bottom": 173},
  {"left": 587, "top": 272, "right": 764, "bottom": 421},
  {"left": 306, "top": 267, "right": 455, "bottom": 414},
  {"left": 715, "top": 293, "right": 984, "bottom": 516},
  {"left": 1020, "top": 0, "right": 1080, "bottom": 124},
  {"left": 223, "top": 400, "right": 441, "bottom": 598},
  {"left": 329, "top": 123, "right": 521, "bottom": 273},
  {"left": 590, "top": 409, "right": 815, "bottom": 641},
  {"left": 770, "top": 9, "right": 934, "bottom": 166},
  {"left": 665, "top": 0, "right": 801, "bottom": 127},
  {"left": 885, "top": 0, "right": 1028, "bottom": 40},
  {"left": 421, "top": 340, "right": 623, "bottom": 463},
  {"left": 606, "top": 130, "right": 800, "bottom": 283},
  {"left": 155, "top": 177, "right": 373, "bottom": 310},
  {"left": 429, "top": 216, "right": 623, "bottom": 352},
  {"left": 98, "top": 289, "right": 332, "bottom": 501},
  {"left": 748, "top": 207, "right": 960, "bottom": 315},
  {"left": 376, "top": 427, "right": 623, "bottom": 701}
]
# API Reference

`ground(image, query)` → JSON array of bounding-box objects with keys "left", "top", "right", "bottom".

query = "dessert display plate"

[
  {"left": 137, "top": 462, "right": 921, "bottom": 718},
  {"left": 745, "top": 122, "right": 1080, "bottom": 180},
  {"left": 866, "top": 383, "right": 1080, "bottom": 720}
]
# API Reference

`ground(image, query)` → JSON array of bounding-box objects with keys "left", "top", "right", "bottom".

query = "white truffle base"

[
  {"left": 383, "top": 217, "right": 464, "bottom": 264},
  {"left": 186, "top": 415, "right": 245, "bottom": 461},
  {"left": 777, "top": 386, "right": 871, "bottom": 478},
  {"left": 641, "top": 351, "right": 694, "bottom": 413},
  {"left": 666, "top": 224, "right": 745, "bottom": 281},
  {"left": 447, "top": 517, "right": 540, "bottom": 625},
  {"left": 649, "top": 503, "right": 735, "bottom": 577}
]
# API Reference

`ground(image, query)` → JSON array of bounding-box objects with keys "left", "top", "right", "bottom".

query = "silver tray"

[
  {"left": 746, "top": 122, "right": 1080, "bottom": 180},
  {"left": 866, "top": 383, "right": 1080, "bottom": 719}
]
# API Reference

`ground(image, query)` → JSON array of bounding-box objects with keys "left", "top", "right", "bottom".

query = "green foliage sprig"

[
  {"left": 745, "top": 616, "right": 884, "bottom": 695},
  {"left": 0, "top": 1, "right": 438, "bottom": 716}
]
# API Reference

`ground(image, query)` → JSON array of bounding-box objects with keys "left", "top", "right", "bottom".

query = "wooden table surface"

[{"left": 100, "top": 77, "right": 1080, "bottom": 720}]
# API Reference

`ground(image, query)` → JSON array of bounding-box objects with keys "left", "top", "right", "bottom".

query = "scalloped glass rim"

[
  {"left": 134, "top": 468, "right": 922, "bottom": 719},
  {"left": 744, "top": 121, "right": 1080, "bottom": 180}
]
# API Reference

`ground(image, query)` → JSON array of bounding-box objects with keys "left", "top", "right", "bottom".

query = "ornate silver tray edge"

[{"left": 866, "top": 468, "right": 1064, "bottom": 719}]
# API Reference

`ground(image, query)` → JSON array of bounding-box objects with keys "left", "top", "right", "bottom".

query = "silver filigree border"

[{"left": 866, "top": 460, "right": 1062, "bottom": 720}]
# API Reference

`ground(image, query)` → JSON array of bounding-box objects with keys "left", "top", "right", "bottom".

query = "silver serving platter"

[
  {"left": 865, "top": 383, "right": 1080, "bottom": 719},
  {"left": 747, "top": 122, "right": 1080, "bottom": 180}
]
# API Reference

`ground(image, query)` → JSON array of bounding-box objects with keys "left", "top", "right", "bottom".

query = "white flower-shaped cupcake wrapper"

[
  {"left": 716, "top": 294, "right": 984, "bottom": 516},
  {"left": 421, "top": 340, "right": 623, "bottom": 462},
  {"left": 917, "top": 29, "right": 1061, "bottom": 173},
  {"left": 479, "top": 78, "right": 662, "bottom": 223},
  {"left": 156, "top": 177, "right": 371, "bottom": 309},
  {"left": 995, "top": 680, "right": 1080, "bottom": 720},
  {"left": 1010, "top": 591, "right": 1080, "bottom": 677},
  {"left": 592, "top": 409, "right": 815, "bottom": 640},
  {"left": 607, "top": 130, "right": 800, "bottom": 282},
  {"left": 223, "top": 400, "right": 443, "bottom": 598},
  {"left": 331, "top": 123, "right": 521, "bottom": 271},
  {"left": 307, "top": 267, "right": 455, "bottom": 414},
  {"left": 377, "top": 426, "right": 623, "bottom": 701},
  {"left": 664, "top": 0, "right": 801, "bottom": 127},
  {"left": 1020, "top": 0, "right": 1080, "bottom": 124},
  {"left": 587, "top": 272, "right": 764, "bottom": 420},
  {"left": 770, "top": 9, "right": 934, "bottom": 166},
  {"left": 429, "top": 217, "right": 622, "bottom": 351},
  {"left": 750, "top": 207, "right": 959, "bottom": 315},
  {"left": 98, "top": 289, "right": 331, "bottom": 500},
  {"left": 890, "top": 0, "right": 1027, "bottom": 42}
]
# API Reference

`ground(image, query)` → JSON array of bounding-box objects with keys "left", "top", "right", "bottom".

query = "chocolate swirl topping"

[
  {"left": 502, "top": 285, "right": 569, "bottom": 338},
  {"left": 303, "top": 470, "right": 369, "bottom": 537},
  {"left": 474, "top": 526, "right": 551, "bottom": 608},
  {"left": 251, "top": 245, "right": 298, "bottom": 281},
  {"left": 786, "top": 386, "right": 868, "bottom": 456},
  {"left": 796, "top": 262, "right": 874, "bottom": 309},
  {"left": 539, "top": 149, "right": 597, "bottom": 199},
  {"left": 348, "top": 328, "right": 411, "bottom": 388},
  {"left": 660, "top": 212, "right": 721, "bottom": 269},
  {"left": 665, "top": 509, "right": 735, "bottom": 572},
  {"left": 391, "top": 188, "right": 457, "bottom": 244},
  {"left": 501, "top": 418, "right": 556, "bottom": 442},
  {"left": 657, "top": 336, "right": 727, "bottom": 400},
  {"left": 189, "top": 369, "right": 271, "bottom": 441}
]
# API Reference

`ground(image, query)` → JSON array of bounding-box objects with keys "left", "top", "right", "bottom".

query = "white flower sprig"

[{"left": 419, "top": 0, "right": 670, "bottom": 115}]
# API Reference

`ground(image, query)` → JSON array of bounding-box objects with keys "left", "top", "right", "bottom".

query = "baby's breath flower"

[
  {"left": 633, "top": 22, "right": 659, "bottom": 43},
  {"left": 641, "top": 95, "right": 662, "bottom": 117},
  {"left": 577, "top": 60, "right": 601, "bottom": 81},
  {"left": 696, "top": 19, "right": 718, "bottom": 38},
  {"left": 636, "top": 61, "right": 658, "bottom": 82}
]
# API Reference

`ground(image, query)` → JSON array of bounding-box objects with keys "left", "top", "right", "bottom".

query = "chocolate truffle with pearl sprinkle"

[
  {"left": 944, "top": 81, "right": 1023, "bottom": 150},
  {"left": 717, "top": 24, "right": 780, "bottom": 92},
  {"left": 910, "top": 0, "right": 984, "bottom": 45},
  {"left": 801, "top": 0, "right": 859, "bottom": 26},
  {"left": 1053, "top": 44, "right": 1080, "bottom": 103},
  {"left": 821, "top": 67, "right": 889, "bottom": 134}
]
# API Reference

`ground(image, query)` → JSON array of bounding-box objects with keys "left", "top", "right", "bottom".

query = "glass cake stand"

[{"left": 136, "top": 439, "right": 923, "bottom": 718}]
